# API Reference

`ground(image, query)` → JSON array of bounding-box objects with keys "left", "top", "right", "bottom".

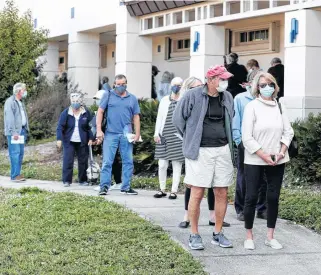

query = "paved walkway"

[{"left": 1, "top": 176, "right": 321, "bottom": 275}]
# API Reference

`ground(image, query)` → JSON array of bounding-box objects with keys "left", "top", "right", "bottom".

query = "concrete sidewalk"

[{"left": 1, "top": 176, "right": 321, "bottom": 275}]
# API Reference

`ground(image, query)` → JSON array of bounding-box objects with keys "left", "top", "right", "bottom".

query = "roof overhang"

[{"left": 121, "top": 1, "right": 205, "bottom": 16}]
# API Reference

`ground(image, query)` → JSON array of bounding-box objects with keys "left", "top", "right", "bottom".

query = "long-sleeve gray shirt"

[
  {"left": 4, "top": 95, "right": 29, "bottom": 136},
  {"left": 172, "top": 85, "right": 235, "bottom": 162}
]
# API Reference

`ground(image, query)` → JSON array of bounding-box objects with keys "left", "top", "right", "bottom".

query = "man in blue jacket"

[{"left": 233, "top": 84, "right": 267, "bottom": 221}]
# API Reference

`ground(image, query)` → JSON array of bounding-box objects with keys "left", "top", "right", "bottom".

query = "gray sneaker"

[
  {"left": 63, "top": 182, "right": 71, "bottom": 187},
  {"left": 79, "top": 182, "right": 89, "bottom": 186},
  {"left": 189, "top": 234, "right": 205, "bottom": 250},
  {"left": 211, "top": 232, "right": 233, "bottom": 248}
]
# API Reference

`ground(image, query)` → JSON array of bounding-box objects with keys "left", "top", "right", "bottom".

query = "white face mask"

[{"left": 217, "top": 80, "right": 228, "bottom": 92}]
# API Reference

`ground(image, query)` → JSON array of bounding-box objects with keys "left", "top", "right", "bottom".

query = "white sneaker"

[
  {"left": 110, "top": 183, "right": 122, "bottom": 190},
  {"left": 93, "top": 186, "right": 100, "bottom": 191},
  {"left": 265, "top": 239, "right": 283, "bottom": 250},
  {"left": 244, "top": 239, "right": 255, "bottom": 250}
]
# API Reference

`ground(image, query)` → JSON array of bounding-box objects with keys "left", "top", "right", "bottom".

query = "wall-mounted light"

[
  {"left": 157, "top": 45, "right": 161, "bottom": 53},
  {"left": 193, "top": 31, "right": 200, "bottom": 52},
  {"left": 290, "top": 18, "right": 298, "bottom": 43}
]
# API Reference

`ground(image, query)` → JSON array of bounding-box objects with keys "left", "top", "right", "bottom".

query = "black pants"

[
  {"left": 112, "top": 150, "right": 122, "bottom": 184},
  {"left": 185, "top": 187, "right": 215, "bottom": 211},
  {"left": 63, "top": 142, "right": 89, "bottom": 183},
  {"left": 235, "top": 144, "right": 267, "bottom": 214},
  {"left": 244, "top": 164, "right": 285, "bottom": 229}
]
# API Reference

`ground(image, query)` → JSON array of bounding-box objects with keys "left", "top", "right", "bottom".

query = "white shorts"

[{"left": 184, "top": 145, "right": 234, "bottom": 188}]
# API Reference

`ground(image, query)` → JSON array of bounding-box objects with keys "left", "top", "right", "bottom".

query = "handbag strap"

[{"left": 277, "top": 102, "right": 283, "bottom": 115}]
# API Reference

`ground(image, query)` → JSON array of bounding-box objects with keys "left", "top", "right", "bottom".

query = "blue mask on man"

[
  {"left": 171, "top": 85, "right": 181, "bottom": 94},
  {"left": 115, "top": 85, "right": 127, "bottom": 94}
]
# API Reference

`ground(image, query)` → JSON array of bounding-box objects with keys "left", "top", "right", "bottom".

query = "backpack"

[{"left": 101, "top": 90, "right": 111, "bottom": 133}]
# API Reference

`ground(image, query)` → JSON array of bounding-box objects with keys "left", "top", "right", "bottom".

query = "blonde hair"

[
  {"left": 179, "top": 77, "right": 203, "bottom": 99},
  {"left": 251, "top": 72, "right": 279, "bottom": 98}
]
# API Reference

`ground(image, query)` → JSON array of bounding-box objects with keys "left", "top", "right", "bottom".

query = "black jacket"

[
  {"left": 268, "top": 64, "right": 284, "bottom": 98},
  {"left": 226, "top": 62, "right": 248, "bottom": 98}
]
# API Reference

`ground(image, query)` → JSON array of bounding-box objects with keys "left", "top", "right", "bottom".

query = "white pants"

[{"left": 158, "top": 159, "right": 182, "bottom": 193}]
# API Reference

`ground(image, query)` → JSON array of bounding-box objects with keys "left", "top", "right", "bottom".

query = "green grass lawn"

[{"left": 0, "top": 187, "right": 206, "bottom": 275}]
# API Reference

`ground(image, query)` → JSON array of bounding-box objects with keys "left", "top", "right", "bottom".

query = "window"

[
  {"left": 239, "top": 29, "right": 269, "bottom": 43},
  {"left": 71, "top": 7, "right": 75, "bottom": 19},
  {"left": 230, "top": 23, "right": 280, "bottom": 55},
  {"left": 144, "top": 18, "right": 153, "bottom": 30},
  {"left": 156, "top": 16, "right": 164, "bottom": 28},
  {"left": 59, "top": 57, "right": 64, "bottom": 64},
  {"left": 173, "top": 12, "right": 182, "bottom": 24},
  {"left": 165, "top": 35, "right": 191, "bottom": 60},
  {"left": 185, "top": 9, "right": 195, "bottom": 22}
]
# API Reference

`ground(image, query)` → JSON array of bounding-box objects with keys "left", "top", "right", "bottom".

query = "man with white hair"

[{"left": 4, "top": 83, "right": 29, "bottom": 181}]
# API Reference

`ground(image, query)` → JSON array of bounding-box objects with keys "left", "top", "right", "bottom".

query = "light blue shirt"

[{"left": 232, "top": 90, "right": 254, "bottom": 146}]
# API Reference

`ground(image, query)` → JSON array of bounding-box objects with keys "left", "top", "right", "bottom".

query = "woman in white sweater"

[
  {"left": 242, "top": 72, "right": 294, "bottom": 250},
  {"left": 154, "top": 77, "right": 184, "bottom": 199}
]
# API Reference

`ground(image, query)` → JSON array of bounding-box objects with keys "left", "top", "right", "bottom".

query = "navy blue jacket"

[{"left": 56, "top": 107, "right": 94, "bottom": 145}]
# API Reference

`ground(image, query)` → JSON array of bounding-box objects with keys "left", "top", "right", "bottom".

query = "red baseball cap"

[{"left": 206, "top": 65, "right": 233, "bottom": 80}]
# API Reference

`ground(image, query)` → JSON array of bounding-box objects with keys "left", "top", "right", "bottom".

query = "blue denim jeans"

[
  {"left": 100, "top": 133, "right": 133, "bottom": 191},
  {"left": 7, "top": 128, "right": 27, "bottom": 180}
]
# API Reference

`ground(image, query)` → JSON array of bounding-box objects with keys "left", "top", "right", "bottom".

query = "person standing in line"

[
  {"left": 4, "top": 83, "right": 29, "bottom": 182},
  {"left": 246, "top": 59, "right": 263, "bottom": 83},
  {"left": 154, "top": 77, "right": 184, "bottom": 200},
  {"left": 267, "top": 57, "right": 284, "bottom": 99},
  {"left": 96, "top": 74, "right": 140, "bottom": 196},
  {"left": 233, "top": 81, "right": 267, "bottom": 222},
  {"left": 151, "top": 65, "right": 160, "bottom": 100},
  {"left": 224, "top": 53, "right": 248, "bottom": 98},
  {"left": 177, "top": 76, "right": 230, "bottom": 229},
  {"left": 56, "top": 92, "right": 94, "bottom": 187},
  {"left": 91, "top": 90, "right": 122, "bottom": 191},
  {"left": 101, "top": 76, "right": 112, "bottom": 92},
  {"left": 242, "top": 72, "right": 294, "bottom": 250},
  {"left": 157, "top": 71, "right": 174, "bottom": 101},
  {"left": 173, "top": 65, "right": 235, "bottom": 250}
]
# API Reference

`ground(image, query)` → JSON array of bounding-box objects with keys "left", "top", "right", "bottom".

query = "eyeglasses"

[
  {"left": 259, "top": 83, "right": 275, "bottom": 89},
  {"left": 207, "top": 101, "right": 224, "bottom": 120}
]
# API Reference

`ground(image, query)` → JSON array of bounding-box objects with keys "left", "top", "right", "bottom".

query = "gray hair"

[
  {"left": 271, "top": 57, "right": 282, "bottom": 66},
  {"left": 13, "top": 83, "right": 26, "bottom": 95},
  {"left": 114, "top": 74, "right": 127, "bottom": 84},
  {"left": 179, "top": 77, "right": 203, "bottom": 99}
]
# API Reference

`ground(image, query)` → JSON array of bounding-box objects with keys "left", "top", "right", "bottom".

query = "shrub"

[
  {"left": 289, "top": 113, "right": 321, "bottom": 185},
  {"left": 134, "top": 99, "right": 159, "bottom": 175},
  {"left": 27, "top": 77, "right": 70, "bottom": 140}
]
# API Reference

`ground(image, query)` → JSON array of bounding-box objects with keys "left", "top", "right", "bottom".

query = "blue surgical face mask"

[
  {"left": 171, "top": 85, "right": 181, "bottom": 94},
  {"left": 22, "top": 90, "right": 28, "bottom": 98},
  {"left": 71, "top": 103, "right": 81, "bottom": 110},
  {"left": 115, "top": 85, "right": 127, "bottom": 94},
  {"left": 95, "top": 99, "right": 101, "bottom": 106},
  {"left": 260, "top": 86, "right": 275, "bottom": 98}
]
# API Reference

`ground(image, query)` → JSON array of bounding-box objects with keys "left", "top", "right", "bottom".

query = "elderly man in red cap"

[{"left": 173, "top": 65, "right": 235, "bottom": 250}]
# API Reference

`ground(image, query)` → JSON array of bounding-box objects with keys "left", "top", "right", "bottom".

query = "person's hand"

[
  {"left": 97, "top": 130, "right": 104, "bottom": 140},
  {"left": 154, "top": 136, "right": 160, "bottom": 143},
  {"left": 13, "top": 135, "right": 19, "bottom": 141},
  {"left": 260, "top": 153, "right": 275, "bottom": 166},
  {"left": 275, "top": 153, "right": 285, "bottom": 164},
  {"left": 56, "top": 140, "right": 62, "bottom": 152},
  {"left": 133, "top": 134, "right": 140, "bottom": 143},
  {"left": 88, "top": 140, "right": 93, "bottom": 146}
]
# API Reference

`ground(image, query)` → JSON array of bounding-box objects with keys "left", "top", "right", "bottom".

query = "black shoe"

[
  {"left": 209, "top": 221, "right": 231, "bottom": 227},
  {"left": 154, "top": 191, "right": 167, "bottom": 198},
  {"left": 237, "top": 213, "right": 245, "bottom": 221},
  {"left": 168, "top": 193, "right": 177, "bottom": 200},
  {"left": 99, "top": 187, "right": 108, "bottom": 196},
  {"left": 256, "top": 211, "right": 267, "bottom": 220},
  {"left": 178, "top": 221, "right": 190, "bottom": 228},
  {"left": 121, "top": 188, "right": 138, "bottom": 195}
]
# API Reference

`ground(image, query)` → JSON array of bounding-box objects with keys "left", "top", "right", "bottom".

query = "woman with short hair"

[{"left": 242, "top": 72, "right": 294, "bottom": 250}]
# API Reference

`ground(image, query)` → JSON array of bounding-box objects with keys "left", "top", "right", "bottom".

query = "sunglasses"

[{"left": 258, "top": 83, "right": 275, "bottom": 89}]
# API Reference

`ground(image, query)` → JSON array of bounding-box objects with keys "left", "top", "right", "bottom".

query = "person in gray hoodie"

[
  {"left": 173, "top": 65, "right": 235, "bottom": 250},
  {"left": 4, "top": 83, "right": 29, "bottom": 182}
]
